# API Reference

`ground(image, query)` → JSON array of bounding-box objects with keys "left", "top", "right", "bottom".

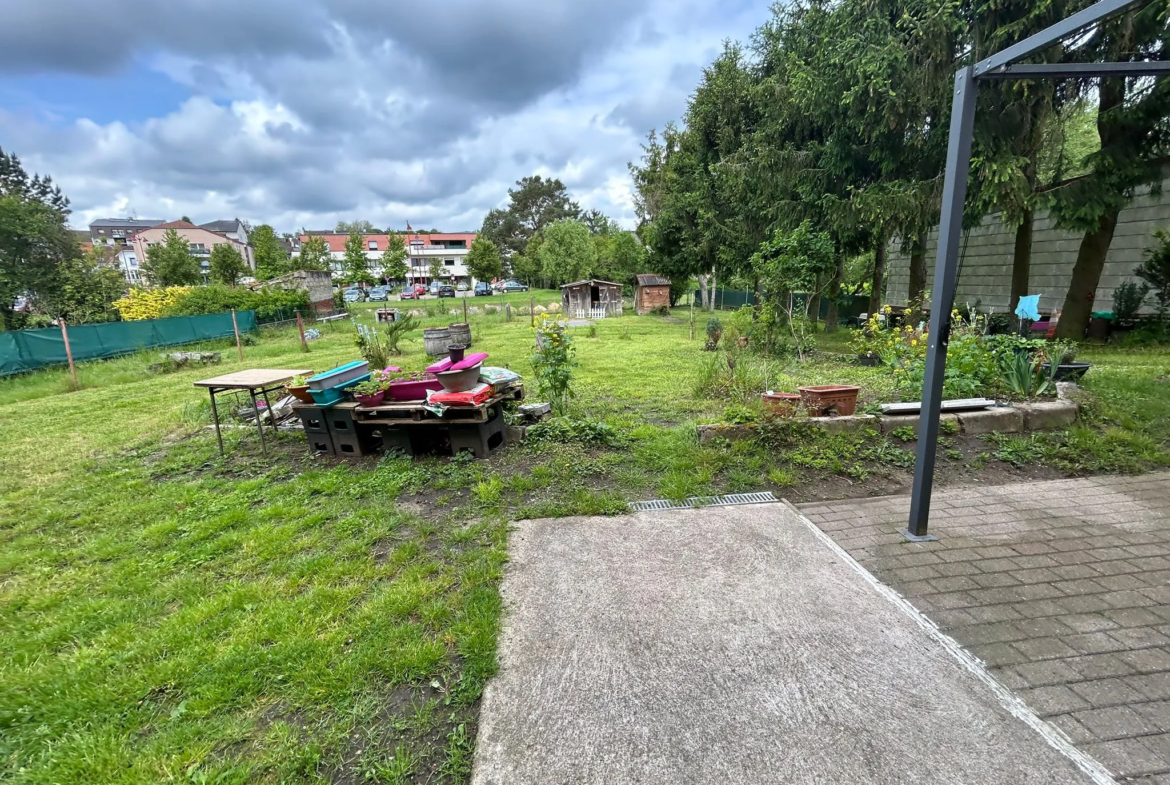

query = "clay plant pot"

[
  {"left": 286, "top": 384, "right": 314, "bottom": 404},
  {"left": 761, "top": 392, "right": 802, "bottom": 418},
  {"left": 799, "top": 385, "right": 861, "bottom": 417},
  {"left": 354, "top": 390, "right": 386, "bottom": 407}
]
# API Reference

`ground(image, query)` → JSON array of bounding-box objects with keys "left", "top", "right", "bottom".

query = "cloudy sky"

[{"left": 0, "top": 0, "right": 769, "bottom": 234}]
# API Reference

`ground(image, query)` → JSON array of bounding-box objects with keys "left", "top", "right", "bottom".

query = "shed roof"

[
  {"left": 560, "top": 279, "right": 622, "bottom": 289},
  {"left": 635, "top": 274, "right": 671, "bottom": 286}
]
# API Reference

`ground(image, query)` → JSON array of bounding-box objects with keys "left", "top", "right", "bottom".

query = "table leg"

[
  {"left": 209, "top": 388, "right": 224, "bottom": 456},
  {"left": 262, "top": 388, "right": 277, "bottom": 435},
  {"left": 249, "top": 389, "right": 267, "bottom": 455}
]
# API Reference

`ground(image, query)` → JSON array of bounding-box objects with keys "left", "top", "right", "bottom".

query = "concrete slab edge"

[{"left": 778, "top": 499, "right": 1116, "bottom": 785}]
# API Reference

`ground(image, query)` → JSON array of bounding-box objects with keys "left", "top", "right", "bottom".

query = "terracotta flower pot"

[
  {"left": 286, "top": 384, "right": 314, "bottom": 404},
  {"left": 761, "top": 392, "right": 801, "bottom": 418},
  {"left": 799, "top": 385, "right": 861, "bottom": 417}
]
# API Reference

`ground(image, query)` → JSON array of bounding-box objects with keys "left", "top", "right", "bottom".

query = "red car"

[
  {"left": 399, "top": 286, "right": 419, "bottom": 300},
  {"left": 415, "top": 283, "right": 427, "bottom": 295}
]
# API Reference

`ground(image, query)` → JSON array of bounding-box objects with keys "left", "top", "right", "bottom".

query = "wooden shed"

[
  {"left": 561, "top": 280, "right": 624, "bottom": 319},
  {"left": 634, "top": 274, "right": 672, "bottom": 315}
]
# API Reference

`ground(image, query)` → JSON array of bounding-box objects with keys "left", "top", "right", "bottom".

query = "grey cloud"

[{"left": 605, "top": 62, "right": 701, "bottom": 134}]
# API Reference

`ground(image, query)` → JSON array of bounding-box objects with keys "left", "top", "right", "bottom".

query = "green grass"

[{"left": 2, "top": 305, "right": 1169, "bottom": 782}]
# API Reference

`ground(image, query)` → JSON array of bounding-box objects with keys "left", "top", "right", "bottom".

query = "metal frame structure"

[{"left": 906, "top": 0, "right": 1170, "bottom": 540}]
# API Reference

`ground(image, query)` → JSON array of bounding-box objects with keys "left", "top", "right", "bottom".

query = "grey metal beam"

[
  {"left": 906, "top": 66, "right": 978, "bottom": 541},
  {"left": 979, "top": 61, "right": 1170, "bottom": 79},
  {"left": 974, "top": 0, "right": 1145, "bottom": 77}
]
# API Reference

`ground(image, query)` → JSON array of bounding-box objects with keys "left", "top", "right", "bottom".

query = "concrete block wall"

[{"left": 886, "top": 176, "right": 1169, "bottom": 314}]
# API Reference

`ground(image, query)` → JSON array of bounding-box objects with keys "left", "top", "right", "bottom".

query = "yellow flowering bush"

[{"left": 113, "top": 287, "right": 191, "bottom": 321}]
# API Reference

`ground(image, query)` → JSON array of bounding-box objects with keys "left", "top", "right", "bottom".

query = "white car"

[{"left": 456, "top": 281, "right": 469, "bottom": 292}]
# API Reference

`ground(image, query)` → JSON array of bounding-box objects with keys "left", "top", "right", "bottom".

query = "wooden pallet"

[{"left": 352, "top": 382, "right": 524, "bottom": 425}]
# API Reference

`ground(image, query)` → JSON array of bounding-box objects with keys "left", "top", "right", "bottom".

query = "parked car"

[
  {"left": 437, "top": 284, "right": 456, "bottom": 298},
  {"left": 367, "top": 286, "right": 390, "bottom": 301},
  {"left": 429, "top": 281, "right": 441, "bottom": 295},
  {"left": 502, "top": 280, "right": 529, "bottom": 293},
  {"left": 456, "top": 281, "right": 469, "bottom": 292},
  {"left": 473, "top": 281, "right": 493, "bottom": 296},
  {"left": 415, "top": 283, "right": 426, "bottom": 295},
  {"left": 342, "top": 288, "right": 364, "bottom": 303},
  {"left": 399, "top": 286, "right": 419, "bottom": 300}
]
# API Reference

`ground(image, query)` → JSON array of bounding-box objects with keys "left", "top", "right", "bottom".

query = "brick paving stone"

[{"left": 799, "top": 472, "right": 1170, "bottom": 778}]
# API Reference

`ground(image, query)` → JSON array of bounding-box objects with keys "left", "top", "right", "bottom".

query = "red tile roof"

[
  {"left": 298, "top": 231, "right": 476, "bottom": 248},
  {"left": 155, "top": 220, "right": 199, "bottom": 230}
]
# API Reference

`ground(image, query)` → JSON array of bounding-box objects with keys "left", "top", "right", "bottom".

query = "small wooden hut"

[
  {"left": 561, "top": 280, "right": 623, "bottom": 318},
  {"left": 634, "top": 274, "right": 672, "bottom": 315}
]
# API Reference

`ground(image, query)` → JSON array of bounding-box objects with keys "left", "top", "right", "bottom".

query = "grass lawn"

[{"left": 2, "top": 302, "right": 1169, "bottom": 783}]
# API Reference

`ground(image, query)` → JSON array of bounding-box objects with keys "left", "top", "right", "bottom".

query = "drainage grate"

[{"left": 629, "top": 491, "right": 778, "bottom": 512}]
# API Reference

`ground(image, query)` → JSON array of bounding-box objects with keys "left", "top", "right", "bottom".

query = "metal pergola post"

[{"left": 905, "top": 0, "right": 1170, "bottom": 541}]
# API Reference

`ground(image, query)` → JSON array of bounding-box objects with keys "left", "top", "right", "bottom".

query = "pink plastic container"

[{"left": 386, "top": 375, "right": 443, "bottom": 401}]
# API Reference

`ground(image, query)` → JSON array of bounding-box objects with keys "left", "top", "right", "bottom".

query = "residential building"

[
  {"left": 130, "top": 220, "right": 255, "bottom": 281},
  {"left": 114, "top": 247, "right": 142, "bottom": 284},
  {"left": 296, "top": 231, "right": 477, "bottom": 285},
  {"left": 88, "top": 218, "right": 164, "bottom": 246},
  {"left": 198, "top": 219, "right": 249, "bottom": 245}
]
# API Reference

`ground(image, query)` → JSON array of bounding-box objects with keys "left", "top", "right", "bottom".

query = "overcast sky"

[{"left": 0, "top": 0, "right": 768, "bottom": 234}]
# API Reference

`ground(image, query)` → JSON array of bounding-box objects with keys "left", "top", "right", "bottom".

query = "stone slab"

[
  {"left": 807, "top": 413, "right": 878, "bottom": 434},
  {"left": 878, "top": 412, "right": 959, "bottom": 437},
  {"left": 472, "top": 504, "right": 1099, "bottom": 785},
  {"left": 1017, "top": 401, "right": 1079, "bottom": 431},
  {"left": 958, "top": 407, "right": 1025, "bottom": 435}
]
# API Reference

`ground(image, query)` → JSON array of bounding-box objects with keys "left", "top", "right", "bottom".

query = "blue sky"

[{"left": 0, "top": 0, "right": 769, "bottom": 234}]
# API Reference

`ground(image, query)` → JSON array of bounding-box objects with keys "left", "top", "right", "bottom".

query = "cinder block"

[
  {"left": 808, "top": 414, "right": 878, "bottom": 435},
  {"left": 1017, "top": 401, "right": 1079, "bottom": 431},
  {"left": 956, "top": 407, "right": 1024, "bottom": 435},
  {"left": 877, "top": 413, "right": 958, "bottom": 437}
]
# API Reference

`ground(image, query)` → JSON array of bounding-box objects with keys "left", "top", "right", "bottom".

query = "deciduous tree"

[
  {"left": 465, "top": 237, "right": 502, "bottom": 284},
  {"left": 296, "top": 235, "right": 331, "bottom": 272},
  {"left": 379, "top": 232, "right": 409, "bottom": 282},
  {"left": 208, "top": 243, "right": 247, "bottom": 285},
  {"left": 252, "top": 224, "right": 289, "bottom": 279},
  {"left": 342, "top": 230, "right": 374, "bottom": 286},
  {"left": 539, "top": 220, "right": 596, "bottom": 287},
  {"left": 143, "top": 228, "right": 202, "bottom": 286}
]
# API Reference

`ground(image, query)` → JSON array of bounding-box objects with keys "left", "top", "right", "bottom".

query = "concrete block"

[
  {"left": 807, "top": 414, "right": 878, "bottom": 435},
  {"left": 877, "top": 413, "right": 958, "bottom": 437},
  {"left": 505, "top": 425, "right": 527, "bottom": 444},
  {"left": 697, "top": 423, "right": 757, "bottom": 445},
  {"left": 1017, "top": 400, "right": 1079, "bottom": 431},
  {"left": 956, "top": 407, "right": 1024, "bottom": 435}
]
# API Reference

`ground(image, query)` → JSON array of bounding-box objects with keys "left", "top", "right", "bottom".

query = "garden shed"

[
  {"left": 634, "top": 274, "right": 672, "bottom": 314},
  {"left": 561, "top": 280, "right": 624, "bottom": 319}
]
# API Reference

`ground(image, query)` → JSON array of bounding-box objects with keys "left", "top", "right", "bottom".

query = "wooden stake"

[
  {"left": 231, "top": 309, "right": 244, "bottom": 361},
  {"left": 60, "top": 319, "right": 79, "bottom": 390},
  {"left": 690, "top": 296, "right": 695, "bottom": 340},
  {"left": 297, "top": 312, "right": 308, "bottom": 352},
  {"left": 463, "top": 296, "right": 468, "bottom": 324},
  {"left": 530, "top": 296, "right": 535, "bottom": 327}
]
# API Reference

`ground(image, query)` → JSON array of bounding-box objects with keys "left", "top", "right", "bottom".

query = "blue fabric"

[{"left": 1015, "top": 295, "right": 1041, "bottom": 321}]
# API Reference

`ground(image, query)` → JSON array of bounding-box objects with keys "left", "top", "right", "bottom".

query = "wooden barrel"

[
  {"left": 423, "top": 327, "right": 452, "bottom": 356},
  {"left": 447, "top": 322, "right": 472, "bottom": 348}
]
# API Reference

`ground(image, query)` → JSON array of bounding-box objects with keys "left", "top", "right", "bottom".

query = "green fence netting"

[
  {"left": 0, "top": 310, "right": 257, "bottom": 376},
  {"left": 693, "top": 289, "right": 871, "bottom": 321}
]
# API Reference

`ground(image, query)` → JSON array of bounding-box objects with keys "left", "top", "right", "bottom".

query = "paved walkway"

[
  {"left": 472, "top": 503, "right": 1105, "bottom": 784},
  {"left": 801, "top": 472, "right": 1170, "bottom": 783}
]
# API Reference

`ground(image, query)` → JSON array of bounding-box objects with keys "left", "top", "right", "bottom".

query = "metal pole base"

[{"left": 901, "top": 529, "right": 939, "bottom": 543}]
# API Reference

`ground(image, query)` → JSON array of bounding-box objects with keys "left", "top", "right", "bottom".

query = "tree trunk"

[
  {"left": 1010, "top": 211, "right": 1033, "bottom": 330},
  {"left": 1055, "top": 211, "right": 1120, "bottom": 339},
  {"left": 869, "top": 235, "right": 886, "bottom": 317},
  {"left": 825, "top": 253, "right": 844, "bottom": 333},
  {"left": 907, "top": 234, "right": 927, "bottom": 307},
  {"left": 697, "top": 274, "right": 709, "bottom": 309},
  {"left": 808, "top": 273, "right": 824, "bottom": 324}
]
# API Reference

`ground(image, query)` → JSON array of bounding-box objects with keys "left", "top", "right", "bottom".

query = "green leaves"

[{"left": 142, "top": 228, "right": 202, "bottom": 287}]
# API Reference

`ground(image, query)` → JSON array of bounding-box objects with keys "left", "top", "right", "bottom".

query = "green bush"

[
  {"left": 162, "top": 285, "right": 311, "bottom": 323},
  {"left": 526, "top": 417, "right": 623, "bottom": 447}
]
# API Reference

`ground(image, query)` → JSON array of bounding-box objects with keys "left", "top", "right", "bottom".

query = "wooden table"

[{"left": 194, "top": 369, "right": 313, "bottom": 455}]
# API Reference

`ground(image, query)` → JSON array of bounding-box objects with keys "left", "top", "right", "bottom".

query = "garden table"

[{"left": 194, "top": 369, "right": 312, "bottom": 456}]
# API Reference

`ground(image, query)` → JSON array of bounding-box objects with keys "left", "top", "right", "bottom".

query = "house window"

[
  {"left": 368, "top": 240, "right": 378, "bottom": 250},
  {"left": 444, "top": 259, "right": 455, "bottom": 266}
]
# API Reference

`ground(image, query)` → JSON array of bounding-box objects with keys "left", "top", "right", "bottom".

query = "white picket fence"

[{"left": 571, "top": 304, "right": 623, "bottom": 319}]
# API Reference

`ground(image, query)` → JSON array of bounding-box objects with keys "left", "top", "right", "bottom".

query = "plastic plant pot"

[
  {"left": 286, "top": 384, "right": 315, "bottom": 404},
  {"left": 448, "top": 344, "right": 466, "bottom": 363},
  {"left": 761, "top": 392, "right": 801, "bottom": 418},
  {"left": 799, "top": 385, "right": 862, "bottom": 417},
  {"left": 355, "top": 390, "right": 386, "bottom": 407}
]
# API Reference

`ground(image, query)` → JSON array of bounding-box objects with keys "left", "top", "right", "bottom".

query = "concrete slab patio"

[
  {"left": 472, "top": 503, "right": 1107, "bottom": 784},
  {"left": 801, "top": 472, "right": 1170, "bottom": 783}
]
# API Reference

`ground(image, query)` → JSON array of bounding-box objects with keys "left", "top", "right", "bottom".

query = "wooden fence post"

[
  {"left": 463, "top": 297, "right": 468, "bottom": 324},
  {"left": 297, "top": 312, "right": 308, "bottom": 352},
  {"left": 231, "top": 309, "right": 244, "bottom": 361},
  {"left": 60, "top": 319, "right": 79, "bottom": 390},
  {"left": 530, "top": 296, "right": 535, "bottom": 327}
]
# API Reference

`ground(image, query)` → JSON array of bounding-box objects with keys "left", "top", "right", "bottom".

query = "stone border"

[{"left": 696, "top": 400, "right": 1078, "bottom": 445}]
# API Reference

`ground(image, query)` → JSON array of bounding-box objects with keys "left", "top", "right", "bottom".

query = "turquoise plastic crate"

[{"left": 309, "top": 373, "right": 371, "bottom": 406}]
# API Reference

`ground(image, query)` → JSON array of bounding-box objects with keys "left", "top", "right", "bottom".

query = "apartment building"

[
  {"left": 297, "top": 231, "right": 477, "bottom": 285},
  {"left": 130, "top": 220, "right": 255, "bottom": 280},
  {"left": 89, "top": 218, "right": 165, "bottom": 246}
]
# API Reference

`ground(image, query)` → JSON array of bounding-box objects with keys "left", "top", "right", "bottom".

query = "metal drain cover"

[{"left": 629, "top": 491, "right": 778, "bottom": 512}]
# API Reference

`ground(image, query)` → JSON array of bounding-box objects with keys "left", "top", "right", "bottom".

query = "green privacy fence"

[
  {"left": 694, "top": 289, "right": 871, "bottom": 321},
  {"left": 0, "top": 310, "right": 257, "bottom": 377}
]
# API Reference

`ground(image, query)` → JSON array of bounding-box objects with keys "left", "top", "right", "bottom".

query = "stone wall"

[
  {"left": 262, "top": 270, "right": 336, "bottom": 315},
  {"left": 886, "top": 175, "right": 1169, "bottom": 314}
]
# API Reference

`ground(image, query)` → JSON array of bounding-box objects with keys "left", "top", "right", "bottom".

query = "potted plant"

[
  {"left": 761, "top": 391, "right": 802, "bottom": 418},
  {"left": 285, "top": 374, "right": 314, "bottom": 404},
  {"left": 1039, "top": 341, "right": 1091, "bottom": 381},
  {"left": 351, "top": 373, "right": 391, "bottom": 407},
  {"left": 799, "top": 385, "right": 862, "bottom": 417}
]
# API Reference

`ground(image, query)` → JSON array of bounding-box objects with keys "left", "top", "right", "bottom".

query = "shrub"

[
  {"left": 113, "top": 287, "right": 192, "bottom": 321},
  {"left": 526, "top": 417, "right": 623, "bottom": 447},
  {"left": 161, "top": 284, "right": 310, "bottom": 323},
  {"left": 531, "top": 315, "right": 577, "bottom": 414},
  {"left": 1112, "top": 280, "right": 1149, "bottom": 324}
]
